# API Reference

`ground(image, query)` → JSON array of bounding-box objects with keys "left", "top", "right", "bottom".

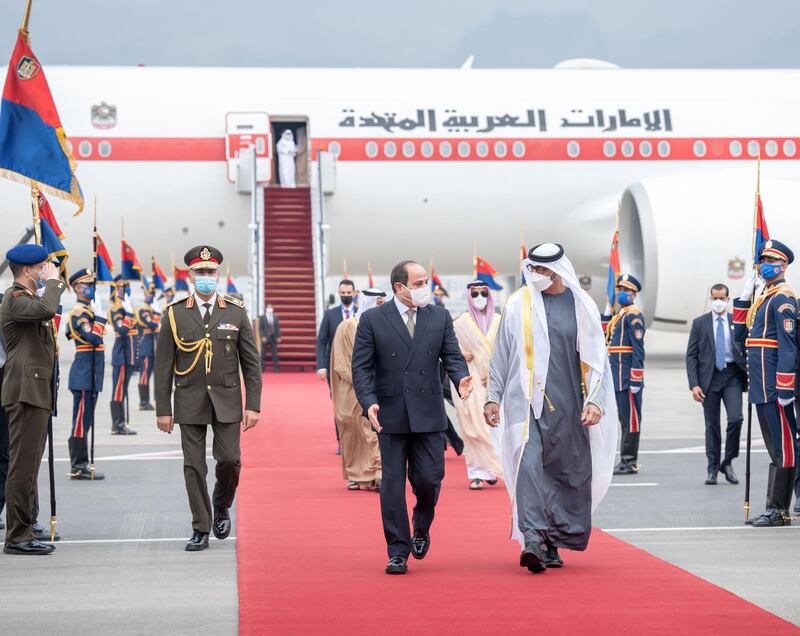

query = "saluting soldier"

[
  {"left": 155, "top": 245, "right": 262, "bottom": 552},
  {"left": 135, "top": 283, "right": 159, "bottom": 411},
  {"left": 108, "top": 275, "right": 138, "bottom": 435},
  {"left": 1, "top": 245, "right": 66, "bottom": 555},
  {"left": 733, "top": 239, "right": 798, "bottom": 527},
  {"left": 65, "top": 269, "right": 108, "bottom": 480},
  {"left": 603, "top": 274, "right": 646, "bottom": 475}
]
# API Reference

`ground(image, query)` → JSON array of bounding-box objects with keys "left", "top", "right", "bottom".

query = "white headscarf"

[
  {"left": 276, "top": 129, "right": 297, "bottom": 155},
  {"left": 356, "top": 288, "right": 385, "bottom": 316}
]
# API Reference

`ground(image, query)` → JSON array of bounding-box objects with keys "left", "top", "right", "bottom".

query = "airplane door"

[{"left": 225, "top": 112, "right": 271, "bottom": 184}]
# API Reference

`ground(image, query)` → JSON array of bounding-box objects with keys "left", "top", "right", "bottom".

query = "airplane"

[{"left": 2, "top": 59, "right": 800, "bottom": 347}]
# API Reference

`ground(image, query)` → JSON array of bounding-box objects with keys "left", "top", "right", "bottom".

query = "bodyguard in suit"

[
  {"left": 258, "top": 302, "right": 281, "bottom": 372},
  {"left": 316, "top": 279, "right": 357, "bottom": 383},
  {"left": 352, "top": 260, "right": 472, "bottom": 574},
  {"left": 155, "top": 245, "right": 262, "bottom": 551},
  {"left": 1, "top": 245, "right": 66, "bottom": 555},
  {"left": 686, "top": 283, "right": 747, "bottom": 485}
]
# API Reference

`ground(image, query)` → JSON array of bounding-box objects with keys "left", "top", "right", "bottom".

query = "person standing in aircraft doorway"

[{"left": 277, "top": 130, "right": 298, "bottom": 188}]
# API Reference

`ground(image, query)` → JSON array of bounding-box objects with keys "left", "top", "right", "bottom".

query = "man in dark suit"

[
  {"left": 686, "top": 283, "right": 747, "bottom": 485},
  {"left": 352, "top": 260, "right": 472, "bottom": 575},
  {"left": 258, "top": 302, "right": 281, "bottom": 372}
]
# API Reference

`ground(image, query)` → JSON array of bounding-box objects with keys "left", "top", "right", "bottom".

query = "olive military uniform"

[
  {"left": 154, "top": 290, "right": 261, "bottom": 534},
  {"left": 1, "top": 277, "right": 66, "bottom": 545}
]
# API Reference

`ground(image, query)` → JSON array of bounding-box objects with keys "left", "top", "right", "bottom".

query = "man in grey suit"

[
  {"left": 352, "top": 260, "right": 472, "bottom": 575},
  {"left": 686, "top": 283, "right": 747, "bottom": 485}
]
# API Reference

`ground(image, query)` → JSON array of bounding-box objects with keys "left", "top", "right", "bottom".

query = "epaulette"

[
  {"left": 184, "top": 296, "right": 195, "bottom": 309},
  {"left": 220, "top": 294, "right": 244, "bottom": 308},
  {"left": 11, "top": 289, "right": 32, "bottom": 298},
  {"left": 775, "top": 283, "right": 795, "bottom": 298},
  {"left": 166, "top": 296, "right": 186, "bottom": 309},
  {"left": 624, "top": 306, "right": 642, "bottom": 315}
]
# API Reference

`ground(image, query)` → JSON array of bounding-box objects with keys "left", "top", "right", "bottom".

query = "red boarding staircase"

[{"left": 263, "top": 186, "right": 317, "bottom": 371}]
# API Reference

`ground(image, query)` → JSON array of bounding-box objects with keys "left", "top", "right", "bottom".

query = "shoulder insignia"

[
  {"left": 221, "top": 294, "right": 244, "bottom": 308},
  {"left": 165, "top": 296, "right": 185, "bottom": 308},
  {"left": 625, "top": 306, "right": 642, "bottom": 315},
  {"left": 634, "top": 328, "right": 644, "bottom": 340},
  {"left": 630, "top": 317, "right": 644, "bottom": 326},
  {"left": 784, "top": 318, "right": 795, "bottom": 334},
  {"left": 217, "top": 295, "right": 226, "bottom": 308},
  {"left": 185, "top": 295, "right": 195, "bottom": 309},
  {"left": 777, "top": 302, "right": 795, "bottom": 315},
  {"left": 11, "top": 289, "right": 32, "bottom": 298}
]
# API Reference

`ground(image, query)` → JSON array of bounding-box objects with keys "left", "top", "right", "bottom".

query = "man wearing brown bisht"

[
  {"left": 330, "top": 288, "right": 385, "bottom": 491},
  {"left": 452, "top": 280, "right": 502, "bottom": 490},
  {"left": 154, "top": 245, "right": 262, "bottom": 552}
]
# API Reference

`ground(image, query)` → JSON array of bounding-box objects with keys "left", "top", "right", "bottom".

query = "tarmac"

[{"left": 0, "top": 330, "right": 798, "bottom": 633}]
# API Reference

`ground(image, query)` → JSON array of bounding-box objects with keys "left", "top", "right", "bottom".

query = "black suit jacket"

[
  {"left": 316, "top": 306, "right": 349, "bottom": 373},
  {"left": 258, "top": 314, "right": 281, "bottom": 341},
  {"left": 352, "top": 301, "right": 469, "bottom": 434},
  {"left": 686, "top": 311, "right": 747, "bottom": 393}
]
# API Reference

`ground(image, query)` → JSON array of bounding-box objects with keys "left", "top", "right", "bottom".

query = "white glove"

[
  {"left": 122, "top": 298, "right": 134, "bottom": 315},
  {"left": 152, "top": 302, "right": 163, "bottom": 316},
  {"left": 91, "top": 296, "right": 104, "bottom": 317},
  {"left": 630, "top": 386, "right": 641, "bottom": 394},
  {"left": 739, "top": 268, "right": 759, "bottom": 301},
  {"left": 778, "top": 397, "right": 795, "bottom": 407}
]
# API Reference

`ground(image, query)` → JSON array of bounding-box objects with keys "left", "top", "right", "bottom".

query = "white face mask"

[
  {"left": 472, "top": 295, "right": 488, "bottom": 311},
  {"left": 711, "top": 299, "right": 728, "bottom": 314},
  {"left": 402, "top": 284, "right": 431, "bottom": 308},
  {"left": 530, "top": 271, "right": 554, "bottom": 292}
]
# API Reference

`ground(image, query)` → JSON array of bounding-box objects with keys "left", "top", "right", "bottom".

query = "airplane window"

[
  {"left": 783, "top": 140, "right": 796, "bottom": 157},
  {"left": 747, "top": 140, "right": 760, "bottom": 157},
  {"left": 98, "top": 141, "right": 112, "bottom": 158},
  {"left": 475, "top": 142, "right": 489, "bottom": 158},
  {"left": 512, "top": 141, "right": 526, "bottom": 158},
  {"left": 78, "top": 140, "right": 92, "bottom": 157},
  {"left": 602, "top": 141, "right": 616, "bottom": 158},
  {"left": 383, "top": 141, "right": 397, "bottom": 158},
  {"left": 566, "top": 141, "right": 580, "bottom": 158},
  {"left": 457, "top": 141, "right": 471, "bottom": 158},
  {"left": 621, "top": 141, "right": 634, "bottom": 158},
  {"left": 420, "top": 141, "right": 434, "bottom": 158},
  {"left": 328, "top": 141, "right": 341, "bottom": 157},
  {"left": 439, "top": 141, "right": 452, "bottom": 158},
  {"left": 657, "top": 141, "right": 671, "bottom": 157},
  {"left": 692, "top": 140, "right": 706, "bottom": 157},
  {"left": 365, "top": 141, "right": 379, "bottom": 158},
  {"left": 402, "top": 141, "right": 415, "bottom": 158},
  {"left": 639, "top": 141, "right": 652, "bottom": 158},
  {"left": 494, "top": 141, "right": 508, "bottom": 158},
  {"left": 729, "top": 140, "right": 742, "bottom": 157},
  {"left": 765, "top": 140, "right": 778, "bottom": 157}
]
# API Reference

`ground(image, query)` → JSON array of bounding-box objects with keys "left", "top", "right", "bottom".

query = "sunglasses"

[{"left": 470, "top": 290, "right": 489, "bottom": 298}]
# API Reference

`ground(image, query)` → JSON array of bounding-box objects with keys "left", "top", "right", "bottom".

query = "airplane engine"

[{"left": 618, "top": 169, "right": 800, "bottom": 331}]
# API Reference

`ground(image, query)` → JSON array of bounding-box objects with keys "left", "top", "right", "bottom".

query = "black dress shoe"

[
  {"left": 185, "top": 531, "right": 209, "bottom": 551},
  {"left": 111, "top": 425, "right": 138, "bottom": 435},
  {"left": 752, "top": 510, "right": 791, "bottom": 527},
  {"left": 520, "top": 542, "right": 546, "bottom": 573},
  {"left": 543, "top": 545, "right": 563, "bottom": 568},
  {"left": 411, "top": 529, "right": 430, "bottom": 560},
  {"left": 69, "top": 467, "right": 105, "bottom": 481},
  {"left": 138, "top": 403, "right": 155, "bottom": 411},
  {"left": 722, "top": 464, "right": 739, "bottom": 484},
  {"left": 213, "top": 508, "right": 231, "bottom": 540},
  {"left": 705, "top": 472, "right": 718, "bottom": 485},
  {"left": 3, "top": 539, "right": 55, "bottom": 555},
  {"left": 385, "top": 556, "right": 407, "bottom": 574},
  {"left": 614, "top": 463, "right": 638, "bottom": 475}
]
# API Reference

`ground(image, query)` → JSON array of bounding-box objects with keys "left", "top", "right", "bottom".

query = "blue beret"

[
  {"left": 114, "top": 274, "right": 126, "bottom": 283},
  {"left": 760, "top": 239, "right": 794, "bottom": 265},
  {"left": 69, "top": 268, "right": 95, "bottom": 287},
  {"left": 6, "top": 244, "right": 48, "bottom": 265},
  {"left": 617, "top": 274, "right": 642, "bottom": 292}
]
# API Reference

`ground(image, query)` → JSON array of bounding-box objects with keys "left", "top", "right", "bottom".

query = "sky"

[{"left": 1, "top": 0, "right": 799, "bottom": 68}]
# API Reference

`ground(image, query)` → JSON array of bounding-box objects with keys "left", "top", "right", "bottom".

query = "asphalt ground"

[{"left": 0, "top": 330, "right": 798, "bottom": 632}]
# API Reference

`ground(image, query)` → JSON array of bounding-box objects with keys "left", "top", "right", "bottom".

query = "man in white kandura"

[
  {"left": 484, "top": 243, "right": 618, "bottom": 573},
  {"left": 276, "top": 129, "right": 298, "bottom": 188},
  {"left": 452, "top": 280, "right": 503, "bottom": 490}
]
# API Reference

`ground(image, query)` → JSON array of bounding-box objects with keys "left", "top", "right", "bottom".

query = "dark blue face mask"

[
  {"left": 759, "top": 262, "right": 783, "bottom": 280},
  {"left": 79, "top": 285, "right": 95, "bottom": 301},
  {"left": 617, "top": 291, "right": 634, "bottom": 306}
]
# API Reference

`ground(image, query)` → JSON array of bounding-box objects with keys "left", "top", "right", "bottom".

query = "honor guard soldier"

[
  {"left": 733, "top": 240, "right": 798, "bottom": 527},
  {"left": 603, "top": 274, "right": 646, "bottom": 475},
  {"left": 155, "top": 245, "right": 262, "bottom": 552},
  {"left": 65, "top": 269, "right": 107, "bottom": 480},
  {"left": 135, "top": 283, "right": 159, "bottom": 410},
  {"left": 1, "top": 245, "right": 66, "bottom": 555},
  {"left": 108, "top": 276, "right": 137, "bottom": 435}
]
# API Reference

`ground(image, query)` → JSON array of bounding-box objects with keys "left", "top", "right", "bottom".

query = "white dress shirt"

[
  {"left": 393, "top": 295, "right": 417, "bottom": 325},
  {"left": 195, "top": 292, "right": 217, "bottom": 319}
]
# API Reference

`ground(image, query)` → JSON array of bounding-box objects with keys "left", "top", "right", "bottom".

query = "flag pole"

[
  {"left": 20, "top": 0, "right": 33, "bottom": 36},
  {"left": 472, "top": 242, "right": 477, "bottom": 278},
  {"left": 90, "top": 196, "right": 98, "bottom": 480}
]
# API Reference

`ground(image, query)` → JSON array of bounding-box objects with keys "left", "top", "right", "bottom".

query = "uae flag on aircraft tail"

[{"left": 0, "top": 30, "right": 83, "bottom": 212}]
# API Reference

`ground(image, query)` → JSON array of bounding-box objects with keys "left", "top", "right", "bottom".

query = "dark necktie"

[
  {"left": 344, "top": 308, "right": 350, "bottom": 319},
  {"left": 715, "top": 316, "right": 726, "bottom": 371},
  {"left": 203, "top": 302, "right": 212, "bottom": 326}
]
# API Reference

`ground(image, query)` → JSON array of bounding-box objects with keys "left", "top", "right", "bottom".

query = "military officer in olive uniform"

[
  {"left": 155, "top": 245, "right": 262, "bottom": 552},
  {"left": 1, "top": 245, "right": 66, "bottom": 555},
  {"left": 135, "top": 284, "right": 159, "bottom": 410},
  {"left": 65, "top": 268, "right": 107, "bottom": 480}
]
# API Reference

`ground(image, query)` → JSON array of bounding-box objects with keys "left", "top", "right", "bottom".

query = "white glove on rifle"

[
  {"left": 90, "top": 295, "right": 104, "bottom": 317},
  {"left": 739, "top": 268, "right": 760, "bottom": 302}
]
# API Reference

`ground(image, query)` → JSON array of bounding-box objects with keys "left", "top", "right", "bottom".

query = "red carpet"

[{"left": 237, "top": 374, "right": 797, "bottom": 635}]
